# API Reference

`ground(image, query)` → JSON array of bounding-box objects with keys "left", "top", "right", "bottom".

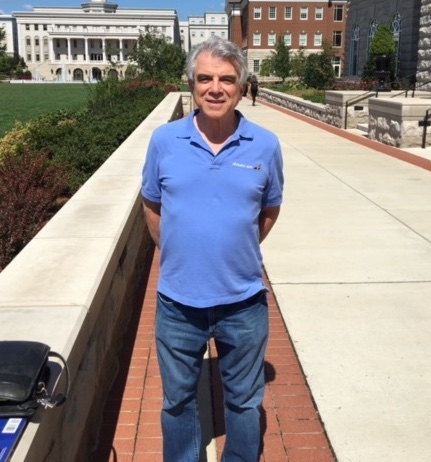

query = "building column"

[
  {"left": 102, "top": 38, "right": 106, "bottom": 62},
  {"left": 49, "top": 36, "right": 54, "bottom": 62},
  {"left": 84, "top": 37, "right": 89, "bottom": 61},
  {"left": 119, "top": 38, "right": 124, "bottom": 62}
]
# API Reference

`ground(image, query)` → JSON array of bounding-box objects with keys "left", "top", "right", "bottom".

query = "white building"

[
  {"left": 10, "top": 0, "right": 180, "bottom": 81},
  {"left": 188, "top": 13, "right": 229, "bottom": 49},
  {"left": 0, "top": 15, "right": 18, "bottom": 55}
]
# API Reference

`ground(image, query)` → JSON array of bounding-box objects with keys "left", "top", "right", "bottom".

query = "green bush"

[
  {"left": 0, "top": 150, "right": 70, "bottom": 270},
  {"left": 0, "top": 77, "right": 166, "bottom": 269}
]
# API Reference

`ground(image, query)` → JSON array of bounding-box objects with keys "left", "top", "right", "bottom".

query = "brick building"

[{"left": 225, "top": 0, "right": 348, "bottom": 77}]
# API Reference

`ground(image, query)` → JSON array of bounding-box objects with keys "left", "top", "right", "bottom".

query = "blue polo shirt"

[{"left": 142, "top": 109, "right": 283, "bottom": 308}]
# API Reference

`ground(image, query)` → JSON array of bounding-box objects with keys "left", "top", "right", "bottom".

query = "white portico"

[{"left": 12, "top": 0, "right": 180, "bottom": 81}]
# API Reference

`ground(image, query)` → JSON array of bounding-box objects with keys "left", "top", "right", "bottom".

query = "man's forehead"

[{"left": 194, "top": 53, "right": 240, "bottom": 77}]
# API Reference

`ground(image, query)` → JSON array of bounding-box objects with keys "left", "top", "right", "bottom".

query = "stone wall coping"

[{"left": 369, "top": 96, "right": 431, "bottom": 119}]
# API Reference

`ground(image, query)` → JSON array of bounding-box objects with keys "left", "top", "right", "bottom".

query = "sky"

[{"left": 0, "top": 0, "right": 226, "bottom": 20}]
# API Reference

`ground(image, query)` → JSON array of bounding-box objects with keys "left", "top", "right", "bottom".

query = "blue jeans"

[{"left": 156, "top": 291, "right": 269, "bottom": 462}]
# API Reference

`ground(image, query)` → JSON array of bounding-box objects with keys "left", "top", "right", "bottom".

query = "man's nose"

[{"left": 209, "top": 78, "right": 221, "bottom": 93}]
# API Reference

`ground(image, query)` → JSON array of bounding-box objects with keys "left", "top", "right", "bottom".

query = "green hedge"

[{"left": 0, "top": 78, "right": 168, "bottom": 270}]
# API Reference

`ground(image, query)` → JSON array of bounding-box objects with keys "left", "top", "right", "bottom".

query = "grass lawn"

[{"left": 0, "top": 83, "right": 90, "bottom": 138}]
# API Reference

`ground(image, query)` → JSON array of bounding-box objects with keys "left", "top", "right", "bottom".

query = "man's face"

[{"left": 189, "top": 51, "right": 243, "bottom": 120}]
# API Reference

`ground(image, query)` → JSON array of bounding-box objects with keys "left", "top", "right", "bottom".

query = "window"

[
  {"left": 315, "top": 7, "right": 323, "bottom": 20},
  {"left": 43, "top": 37, "right": 48, "bottom": 46},
  {"left": 284, "top": 6, "right": 292, "bottom": 20},
  {"left": 333, "top": 31, "right": 342, "bottom": 47},
  {"left": 284, "top": 33, "right": 292, "bottom": 46},
  {"left": 43, "top": 24, "right": 47, "bottom": 31},
  {"left": 269, "top": 6, "right": 276, "bottom": 20},
  {"left": 73, "top": 39, "right": 77, "bottom": 48},
  {"left": 27, "top": 53, "right": 31, "bottom": 61},
  {"left": 221, "top": 31, "right": 226, "bottom": 38},
  {"left": 36, "top": 54, "right": 40, "bottom": 61},
  {"left": 35, "top": 38, "right": 39, "bottom": 46},
  {"left": 56, "top": 53, "right": 60, "bottom": 60},
  {"left": 211, "top": 17, "right": 215, "bottom": 24},
  {"left": 334, "top": 5, "right": 343, "bottom": 22},
  {"left": 332, "top": 56, "right": 341, "bottom": 77},
  {"left": 300, "top": 7, "right": 308, "bottom": 20},
  {"left": 268, "top": 33, "right": 276, "bottom": 46},
  {"left": 253, "top": 60, "right": 260, "bottom": 73},
  {"left": 25, "top": 24, "right": 30, "bottom": 30},
  {"left": 299, "top": 33, "right": 307, "bottom": 46},
  {"left": 253, "top": 32, "right": 261, "bottom": 46},
  {"left": 34, "top": 24, "right": 39, "bottom": 31},
  {"left": 44, "top": 53, "right": 48, "bottom": 60},
  {"left": 56, "top": 39, "right": 61, "bottom": 47},
  {"left": 350, "top": 25, "right": 360, "bottom": 75},
  {"left": 221, "top": 17, "right": 226, "bottom": 23},
  {"left": 314, "top": 33, "right": 322, "bottom": 46},
  {"left": 26, "top": 38, "right": 31, "bottom": 46},
  {"left": 254, "top": 7, "right": 262, "bottom": 20}
]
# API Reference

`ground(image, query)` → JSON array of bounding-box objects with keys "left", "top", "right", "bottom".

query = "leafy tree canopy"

[
  {"left": 128, "top": 30, "right": 186, "bottom": 83},
  {"left": 269, "top": 36, "right": 291, "bottom": 82},
  {"left": 302, "top": 40, "right": 335, "bottom": 90},
  {"left": 369, "top": 25, "right": 396, "bottom": 56}
]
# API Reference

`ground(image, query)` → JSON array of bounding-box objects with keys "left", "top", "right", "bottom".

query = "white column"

[
  {"left": 84, "top": 38, "right": 89, "bottom": 61},
  {"left": 49, "top": 37, "right": 54, "bottom": 62},
  {"left": 66, "top": 38, "right": 70, "bottom": 63},
  {"left": 102, "top": 38, "right": 106, "bottom": 62}
]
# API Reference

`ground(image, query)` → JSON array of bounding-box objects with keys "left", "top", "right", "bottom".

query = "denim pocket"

[{"left": 157, "top": 292, "right": 175, "bottom": 306}]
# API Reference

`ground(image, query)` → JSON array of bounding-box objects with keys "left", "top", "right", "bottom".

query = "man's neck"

[{"left": 194, "top": 110, "right": 238, "bottom": 146}]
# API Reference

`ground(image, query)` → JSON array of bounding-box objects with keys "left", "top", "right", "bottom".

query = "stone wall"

[
  {"left": 0, "top": 92, "right": 184, "bottom": 462},
  {"left": 417, "top": 0, "right": 431, "bottom": 89},
  {"left": 368, "top": 96, "right": 431, "bottom": 148}
]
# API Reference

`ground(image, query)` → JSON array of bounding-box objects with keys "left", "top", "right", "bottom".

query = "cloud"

[{"left": 23, "top": 3, "right": 34, "bottom": 10}]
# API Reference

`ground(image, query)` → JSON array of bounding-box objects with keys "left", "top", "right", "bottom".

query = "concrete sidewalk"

[
  {"left": 93, "top": 96, "right": 431, "bottom": 462},
  {"left": 244, "top": 98, "right": 431, "bottom": 462}
]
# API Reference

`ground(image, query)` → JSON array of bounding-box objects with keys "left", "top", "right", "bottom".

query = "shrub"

[{"left": 0, "top": 150, "right": 70, "bottom": 270}]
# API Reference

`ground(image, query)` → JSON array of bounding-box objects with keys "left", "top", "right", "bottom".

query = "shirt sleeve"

[
  {"left": 262, "top": 139, "right": 284, "bottom": 207},
  {"left": 141, "top": 131, "right": 162, "bottom": 203}
]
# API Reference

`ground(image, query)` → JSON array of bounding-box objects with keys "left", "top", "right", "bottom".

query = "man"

[
  {"left": 250, "top": 75, "right": 259, "bottom": 106},
  {"left": 141, "top": 37, "right": 284, "bottom": 462}
]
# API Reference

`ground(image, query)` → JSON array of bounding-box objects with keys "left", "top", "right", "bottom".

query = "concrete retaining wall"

[{"left": 0, "top": 92, "right": 185, "bottom": 461}]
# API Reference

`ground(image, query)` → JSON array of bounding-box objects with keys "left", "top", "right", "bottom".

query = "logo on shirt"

[{"left": 232, "top": 162, "right": 262, "bottom": 171}]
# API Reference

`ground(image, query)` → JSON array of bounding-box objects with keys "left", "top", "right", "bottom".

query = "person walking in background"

[
  {"left": 141, "top": 36, "right": 284, "bottom": 462},
  {"left": 250, "top": 74, "right": 259, "bottom": 105}
]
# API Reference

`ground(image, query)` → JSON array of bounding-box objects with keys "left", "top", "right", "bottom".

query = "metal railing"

[
  {"left": 422, "top": 107, "right": 431, "bottom": 148},
  {"left": 344, "top": 90, "right": 377, "bottom": 129},
  {"left": 343, "top": 75, "right": 431, "bottom": 130}
]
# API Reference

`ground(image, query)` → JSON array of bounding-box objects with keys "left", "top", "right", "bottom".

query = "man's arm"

[
  {"left": 259, "top": 206, "right": 280, "bottom": 243},
  {"left": 142, "top": 198, "right": 161, "bottom": 248}
]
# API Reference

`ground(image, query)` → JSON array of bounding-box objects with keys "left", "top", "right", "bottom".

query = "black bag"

[{"left": 0, "top": 341, "right": 69, "bottom": 417}]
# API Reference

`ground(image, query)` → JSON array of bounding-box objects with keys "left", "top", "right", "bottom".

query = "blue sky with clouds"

[{"left": 0, "top": 0, "right": 226, "bottom": 20}]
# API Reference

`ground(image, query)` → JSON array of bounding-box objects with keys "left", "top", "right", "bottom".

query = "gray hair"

[{"left": 186, "top": 36, "right": 248, "bottom": 87}]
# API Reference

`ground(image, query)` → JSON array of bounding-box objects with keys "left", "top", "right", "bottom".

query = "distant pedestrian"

[{"left": 250, "top": 75, "right": 259, "bottom": 105}]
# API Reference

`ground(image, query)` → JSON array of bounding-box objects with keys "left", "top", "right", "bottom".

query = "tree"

[
  {"left": 362, "top": 25, "right": 396, "bottom": 82},
  {"left": 0, "top": 53, "right": 28, "bottom": 79},
  {"left": 302, "top": 40, "right": 335, "bottom": 89},
  {"left": 0, "top": 27, "right": 6, "bottom": 55},
  {"left": 290, "top": 48, "right": 307, "bottom": 79},
  {"left": 270, "top": 36, "right": 291, "bottom": 82},
  {"left": 128, "top": 30, "right": 186, "bottom": 83},
  {"left": 260, "top": 58, "right": 272, "bottom": 77}
]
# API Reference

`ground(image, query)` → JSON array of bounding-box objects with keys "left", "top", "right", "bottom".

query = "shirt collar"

[{"left": 177, "top": 109, "right": 255, "bottom": 143}]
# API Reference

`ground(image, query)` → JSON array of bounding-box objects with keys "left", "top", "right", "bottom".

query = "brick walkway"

[{"left": 91, "top": 247, "right": 336, "bottom": 462}]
